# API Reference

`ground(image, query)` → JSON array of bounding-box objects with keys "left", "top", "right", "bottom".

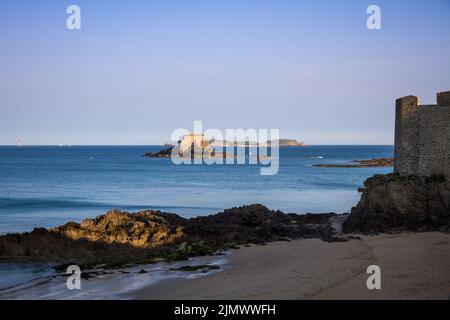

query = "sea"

[
  {"left": 0, "top": 145, "right": 394, "bottom": 234},
  {"left": 0, "top": 145, "right": 393, "bottom": 297}
]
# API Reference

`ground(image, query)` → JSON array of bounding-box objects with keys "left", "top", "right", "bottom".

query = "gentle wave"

[
  {"left": 0, "top": 197, "right": 108, "bottom": 210},
  {"left": 0, "top": 197, "right": 220, "bottom": 213}
]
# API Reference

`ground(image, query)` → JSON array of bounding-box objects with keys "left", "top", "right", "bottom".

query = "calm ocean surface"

[{"left": 0, "top": 145, "right": 393, "bottom": 234}]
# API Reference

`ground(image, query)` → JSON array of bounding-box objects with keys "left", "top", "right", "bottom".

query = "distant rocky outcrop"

[
  {"left": 343, "top": 173, "right": 450, "bottom": 234},
  {"left": 144, "top": 146, "right": 173, "bottom": 158},
  {"left": 0, "top": 205, "right": 338, "bottom": 268},
  {"left": 213, "top": 138, "right": 305, "bottom": 147},
  {"left": 269, "top": 139, "right": 305, "bottom": 147},
  {"left": 313, "top": 158, "right": 394, "bottom": 168},
  {"left": 145, "top": 137, "right": 305, "bottom": 158}
]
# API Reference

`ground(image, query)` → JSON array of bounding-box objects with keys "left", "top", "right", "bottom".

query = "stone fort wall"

[{"left": 394, "top": 91, "right": 450, "bottom": 177}]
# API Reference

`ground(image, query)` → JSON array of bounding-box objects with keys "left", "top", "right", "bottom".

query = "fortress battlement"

[{"left": 394, "top": 91, "right": 450, "bottom": 177}]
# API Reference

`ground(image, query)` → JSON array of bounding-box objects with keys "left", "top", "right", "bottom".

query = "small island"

[
  {"left": 272, "top": 139, "right": 305, "bottom": 147},
  {"left": 145, "top": 135, "right": 305, "bottom": 158}
]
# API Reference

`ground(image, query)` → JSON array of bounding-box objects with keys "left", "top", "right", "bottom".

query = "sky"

[{"left": 0, "top": 0, "right": 449, "bottom": 145}]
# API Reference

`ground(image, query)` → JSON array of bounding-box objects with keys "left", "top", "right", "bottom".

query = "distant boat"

[{"left": 17, "top": 139, "right": 21, "bottom": 148}]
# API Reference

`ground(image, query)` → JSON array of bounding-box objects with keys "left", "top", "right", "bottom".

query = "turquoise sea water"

[{"left": 0, "top": 145, "right": 393, "bottom": 234}]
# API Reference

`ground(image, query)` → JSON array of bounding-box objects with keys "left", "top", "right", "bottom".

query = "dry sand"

[{"left": 130, "top": 232, "right": 450, "bottom": 300}]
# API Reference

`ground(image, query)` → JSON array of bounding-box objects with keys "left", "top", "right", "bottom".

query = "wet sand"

[{"left": 130, "top": 232, "right": 450, "bottom": 300}]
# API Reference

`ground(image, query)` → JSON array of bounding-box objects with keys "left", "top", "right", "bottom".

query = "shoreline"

[
  {"left": 130, "top": 232, "right": 450, "bottom": 300},
  {"left": 0, "top": 254, "right": 230, "bottom": 300},
  {"left": 1, "top": 231, "right": 449, "bottom": 299}
]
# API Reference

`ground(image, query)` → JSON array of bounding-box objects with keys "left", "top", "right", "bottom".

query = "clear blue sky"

[{"left": 1, "top": 0, "right": 449, "bottom": 145}]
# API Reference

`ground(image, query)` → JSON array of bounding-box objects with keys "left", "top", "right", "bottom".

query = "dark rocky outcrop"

[
  {"left": 0, "top": 205, "right": 338, "bottom": 268},
  {"left": 185, "top": 205, "right": 336, "bottom": 245},
  {"left": 144, "top": 146, "right": 173, "bottom": 158},
  {"left": 354, "top": 158, "right": 394, "bottom": 167},
  {"left": 343, "top": 173, "right": 450, "bottom": 234},
  {"left": 314, "top": 158, "right": 394, "bottom": 168}
]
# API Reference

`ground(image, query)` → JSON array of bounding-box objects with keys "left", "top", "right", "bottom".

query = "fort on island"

[
  {"left": 394, "top": 90, "right": 450, "bottom": 177},
  {"left": 178, "top": 133, "right": 210, "bottom": 157}
]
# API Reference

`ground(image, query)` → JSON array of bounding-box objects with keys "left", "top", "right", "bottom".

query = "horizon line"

[{"left": 0, "top": 144, "right": 395, "bottom": 147}]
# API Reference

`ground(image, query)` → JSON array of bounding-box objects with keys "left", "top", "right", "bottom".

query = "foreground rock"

[
  {"left": 0, "top": 205, "right": 337, "bottom": 268},
  {"left": 314, "top": 158, "right": 393, "bottom": 168},
  {"left": 343, "top": 173, "right": 450, "bottom": 233}
]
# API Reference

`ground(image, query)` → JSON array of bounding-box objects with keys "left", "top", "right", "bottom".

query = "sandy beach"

[{"left": 131, "top": 232, "right": 450, "bottom": 300}]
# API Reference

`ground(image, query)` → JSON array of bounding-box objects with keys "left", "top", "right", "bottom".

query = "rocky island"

[
  {"left": 145, "top": 136, "right": 305, "bottom": 158},
  {"left": 313, "top": 158, "right": 394, "bottom": 168},
  {"left": 144, "top": 146, "right": 173, "bottom": 158},
  {"left": 269, "top": 139, "right": 305, "bottom": 147}
]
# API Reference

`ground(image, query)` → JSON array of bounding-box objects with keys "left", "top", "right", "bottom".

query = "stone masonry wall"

[{"left": 394, "top": 91, "right": 450, "bottom": 177}]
